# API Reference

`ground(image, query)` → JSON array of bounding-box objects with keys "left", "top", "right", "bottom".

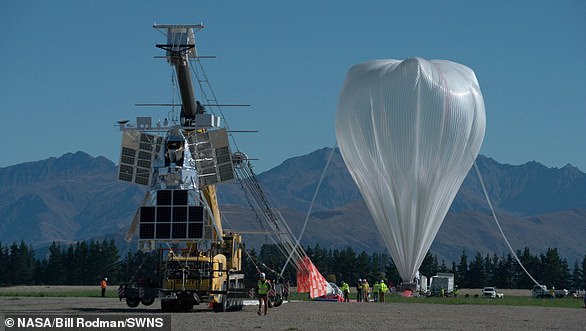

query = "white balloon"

[{"left": 336, "top": 58, "right": 486, "bottom": 282}]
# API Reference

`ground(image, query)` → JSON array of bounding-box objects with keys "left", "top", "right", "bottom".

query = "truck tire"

[
  {"left": 161, "top": 300, "right": 179, "bottom": 312},
  {"left": 272, "top": 296, "right": 283, "bottom": 307},
  {"left": 234, "top": 280, "right": 244, "bottom": 311},
  {"left": 212, "top": 297, "right": 227, "bottom": 312},
  {"left": 126, "top": 297, "right": 140, "bottom": 308},
  {"left": 140, "top": 297, "right": 155, "bottom": 306}
]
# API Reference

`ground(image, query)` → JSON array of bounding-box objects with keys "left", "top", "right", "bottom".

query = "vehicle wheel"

[
  {"left": 232, "top": 298, "right": 242, "bottom": 311},
  {"left": 212, "top": 298, "right": 227, "bottom": 312},
  {"left": 273, "top": 296, "right": 283, "bottom": 307},
  {"left": 161, "top": 300, "right": 179, "bottom": 312},
  {"left": 126, "top": 296, "right": 140, "bottom": 308},
  {"left": 140, "top": 297, "right": 155, "bottom": 306}
]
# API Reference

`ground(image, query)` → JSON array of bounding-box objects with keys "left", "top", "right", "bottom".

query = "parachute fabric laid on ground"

[{"left": 336, "top": 58, "right": 486, "bottom": 282}]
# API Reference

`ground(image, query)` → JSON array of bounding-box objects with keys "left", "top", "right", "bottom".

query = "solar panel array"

[
  {"left": 118, "top": 130, "right": 162, "bottom": 186},
  {"left": 139, "top": 189, "right": 205, "bottom": 240},
  {"left": 187, "top": 128, "right": 235, "bottom": 186}
]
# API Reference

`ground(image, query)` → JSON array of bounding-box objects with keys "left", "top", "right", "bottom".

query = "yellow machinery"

[{"left": 158, "top": 233, "right": 245, "bottom": 312}]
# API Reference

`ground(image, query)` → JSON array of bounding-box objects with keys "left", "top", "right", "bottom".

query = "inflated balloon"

[{"left": 336, "top": 58, "right": 485, "bottom": 282}]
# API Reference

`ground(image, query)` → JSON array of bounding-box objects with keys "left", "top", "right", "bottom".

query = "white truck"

[
  {"left": 532, "top": 285, "right": 568, "bottom": 298},
  {"left": 428, "top": 273, "right": 454, "bottom": 296},
  {"left": 482, "top": 286, "right": 503, "bottom": 298},
  {"left": 416, "top": 272, "right": 428, "bottom": 294}
]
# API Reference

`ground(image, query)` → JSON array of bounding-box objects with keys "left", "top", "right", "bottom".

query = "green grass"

[
  {"left": 287, "top": 292, "right": 583, "bottom": 309},
  {"left": 380, "top": 294, "right": 583, "bottom": 308},
  {"left": 0, "top": 290, "right": 117, "bottom": 298}
]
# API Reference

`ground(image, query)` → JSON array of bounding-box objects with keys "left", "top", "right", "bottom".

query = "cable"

[
  {"left": 280, "top": 145, "right": 337, "bottom": 276},
  {"left": 472, "top": 160, "right": 542, "bottom": 286}
]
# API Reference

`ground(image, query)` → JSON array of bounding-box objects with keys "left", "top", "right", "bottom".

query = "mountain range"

[{"left": 1, "top": 150, "right": 585, "bottom": 264}]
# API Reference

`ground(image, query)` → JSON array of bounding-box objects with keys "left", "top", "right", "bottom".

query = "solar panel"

[
  {"left": 172, "top": 223, "right": 187, "bottom": 238},
  {"left": 156, "top": 207, "right": 171, "bottom": 222},
  {"left": 138, "top": 190, "right": 207, "bottom": 240},
  {"left": 118, "top": 129, "right": 159, "bottom": 186},
  {"left": 189, "top": 128, "right": 235, "bottom": 185},
  {"left": 188, "top": 206, "right": 204, "bottom": 222},
  {"left": 156, "top": 223, "right": 171, "bottom": 239},
  {"left": 188, "top": 222, "right": 203, "bottom": 239},
  {"left": 157, "top": 190, "right": 172, "bottom": 205},
  {"left": 173, "top": 206, "right": 188, "bottom": 222},
  {"left": 173, "top": 190, "right": 188, "bottom": 205},
  {"left": 140, "top": 224, "right": 155, "bottom": 239},
  {"left": 140, "top": 207, "right": 155, "bottom": 222}
]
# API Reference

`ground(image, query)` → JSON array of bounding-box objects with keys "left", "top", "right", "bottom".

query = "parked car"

[
  {"left": 532, "top": 285, "right": 567, "bottom": 298},
  {"left": 482, "top": 287, "right": 503, "bottom": 298}
]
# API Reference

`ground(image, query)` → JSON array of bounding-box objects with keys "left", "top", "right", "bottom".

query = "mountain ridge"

[{"left": 1, "top": 150, "right": 585, "bottom": 263}]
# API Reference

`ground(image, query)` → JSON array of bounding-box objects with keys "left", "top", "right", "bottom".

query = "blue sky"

[{"left": 1, "top": 1, "right": 585, "bottom": 173}]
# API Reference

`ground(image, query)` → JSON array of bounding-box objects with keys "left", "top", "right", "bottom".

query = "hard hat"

[
  {"left": 358, "top": 278, "right": 362, "bottom": 282},
  {"left": 105, "top": 277, "right": 108, "bottom": 281},
  {"left": 380, "top": 280, "right": 384, "bottom": 283},
  {"left": 260, "top": 273, "right": 265, "bottom": 278}
]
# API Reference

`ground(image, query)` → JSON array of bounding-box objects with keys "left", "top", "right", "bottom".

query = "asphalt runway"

[{"left": 1, "top": 296, "right": 585, "bottom": 331}]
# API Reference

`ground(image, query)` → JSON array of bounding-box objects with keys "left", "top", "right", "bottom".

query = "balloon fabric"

[{"left": 336, "top": 57, "right": 486, "bottom": 282}]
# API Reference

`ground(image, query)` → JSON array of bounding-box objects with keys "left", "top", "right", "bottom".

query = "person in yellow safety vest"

[
  {"left": 362, "top": 279, "right": 370, "bottom": 302},
  {"left": 339, "top": 281, "right": 350, "bottom": 302},
  {"left": 256, "top": 273, "right": 270, "bottom": 315},
  {"left": 372, "top": 281, "right": 380, "bottom": 302},
  {"left": 379, "top": 280, "right": 388, "bottom": 302}
]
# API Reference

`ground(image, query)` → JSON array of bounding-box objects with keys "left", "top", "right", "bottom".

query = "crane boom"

[
  {"left": 154, "top": 24, "right": 204, "bottom": 124},
  {"left": 175, "top": 62, "right": 198, "bottom": 121}
]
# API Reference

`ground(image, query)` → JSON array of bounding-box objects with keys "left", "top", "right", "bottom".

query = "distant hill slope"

[
  {"left": 1, "top": 150, "right": 585, "bottom": 263},
  {"left": 234, "top": 148, "right": 586, "bottom": 216},
  {"left": 0, "top": 152, "right": 144, "bottom": 247}
]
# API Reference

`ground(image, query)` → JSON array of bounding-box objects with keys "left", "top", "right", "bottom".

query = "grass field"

[{"left": 286, "top": 290, "right": 585, "bottom": 309}]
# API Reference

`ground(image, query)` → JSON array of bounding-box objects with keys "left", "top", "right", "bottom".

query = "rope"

[
  {"left": 190, "top": 58, "right": 242, "bottom": 154},
  {"left": 472, "top": 160, "right": 542, "bottom": 286},
  {"left": 241, "top": 244, "right": 262, "bottom": 273},
  {"left": 234, "top": 163, "right": 306, "bottom": 271},
  {"left": 237, "top": 166, "right": 297, "bottom": 254},
  {"left": 280, "top": 145, "right": 337, "bottom": 276},
  {"left": 242, "top": 246, "right": 284, "bottom": 279}
]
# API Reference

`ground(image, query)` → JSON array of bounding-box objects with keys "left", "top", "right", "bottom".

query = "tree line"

[
  {"left": 1, "top": 240, "right": 585, "bottom": 290},
  {"left": 251, "top": 244, "right": 586, "bottom": 290},
  {"left": 0, "top": 240, "right": 119, "bottom": 286}
]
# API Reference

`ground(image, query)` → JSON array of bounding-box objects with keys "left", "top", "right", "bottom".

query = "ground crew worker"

[
  {"left": 362, "top": 279, "right": 370, "bottom": 302},
  {"left": 340, "top": 281, "right": 350, "bottom": 302},
  {"left": 100, "top": 277, "right": 108, "bottom": 297},
  {"left": 356, "top": 279, "right": 363, "bottom": 302},
  {"left": 372, "top": 281, "right": 380, "bottom": 302},
  {"left": 379, "top": 280, "right": 388, "bottom": 302},
  {"left": 256, "top": 273, "right": 270, "bottom": 315}
]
